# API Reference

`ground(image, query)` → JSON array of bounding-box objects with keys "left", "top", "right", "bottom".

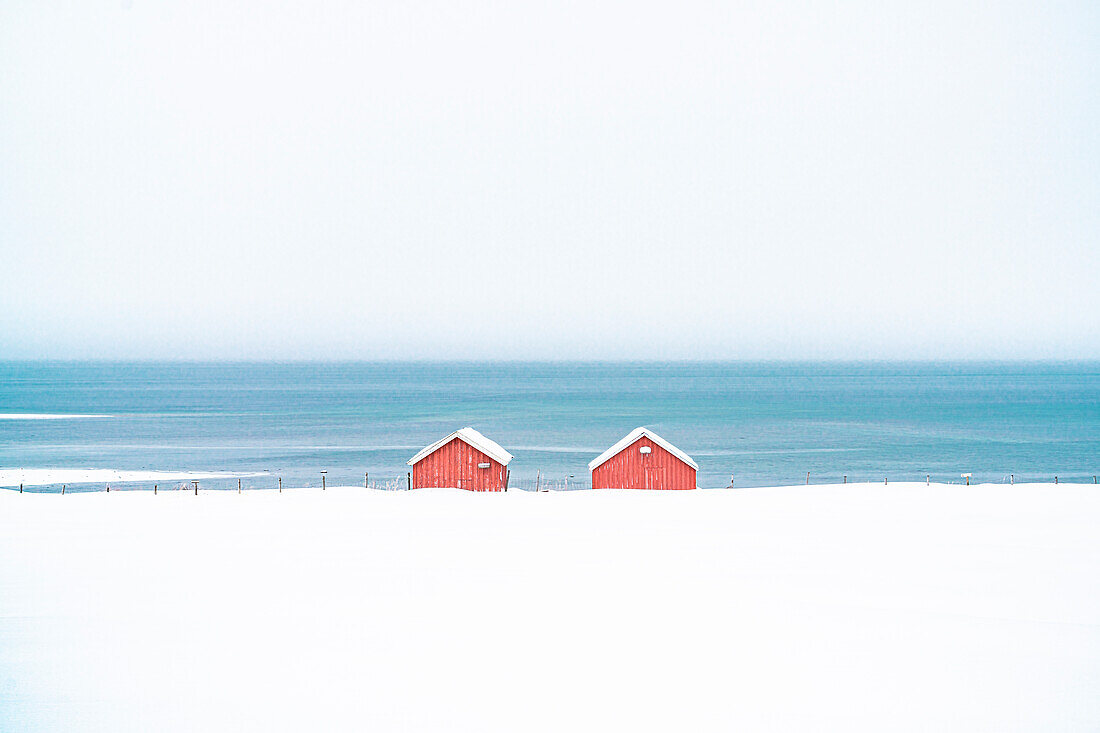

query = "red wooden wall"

[
  {"left": 411, "top": 437, "right": 508, "bottom": 492},
  {"left": 591, "top": 435, "right": 696, "bottom": 490}
]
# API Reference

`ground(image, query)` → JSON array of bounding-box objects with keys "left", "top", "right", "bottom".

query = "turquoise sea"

[{"left": 1, "top": 361, "right": 1097, "bottom": 491}]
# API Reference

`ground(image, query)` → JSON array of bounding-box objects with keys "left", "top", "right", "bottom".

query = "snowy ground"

[
  {"left": 0, "top": 414, "right": 110, "bottom": 420},
  {"left": 0, "top": 468, "right": 264, "bottom": 488},
  {"left": 1, "top": 483, "right": 1097, "bottom": 732}
]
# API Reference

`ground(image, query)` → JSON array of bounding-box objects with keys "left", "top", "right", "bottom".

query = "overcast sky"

[{"left": 1, "top": 1, "right": 1097, "bottom": 360}]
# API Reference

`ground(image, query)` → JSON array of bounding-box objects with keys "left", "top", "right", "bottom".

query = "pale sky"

[{"left": 1, "top": 1, "right": 1097, "bottom": 360}]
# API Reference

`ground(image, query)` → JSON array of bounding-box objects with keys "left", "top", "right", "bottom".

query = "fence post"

[
  {"left": 365, "top": 472, "right": 369, "bottom": 489},
  {"left": 238, "top": 478, "right": 241, "bottom": 494},
  {"left": 19, "top": 483, "right": 22, "bottom": 494},
  {"left": 106, "top": 484, "right": 109, "bottom": 493},
  {"left": 154, "top": 484, "right": 157, "bottom": 495},
  {"left": 321, "top": 471, "right": 326, "bottom": 491},
  {"left": 505, "top": 469, "right": 510, "bottom": 492},
  {"left": 806, "top": 472, "right": 810, "bottom": 485},
  {"left": 193, "top": 481, "right": 198, "bottom": 495},
  {"left": 62, "top": 484, "right": 66, "bottom": 495},
  {"left": 885, "top": 477, "right": 888, "bottom": 485},
  {"left": 407, "top": 472, "right": 411, "bottom": 491},
  {"left": 278, "top": 477, "right": 282, "bottom": 493},
  {"left": 536, "top": 470, "right": 540, "bottom": 492}
]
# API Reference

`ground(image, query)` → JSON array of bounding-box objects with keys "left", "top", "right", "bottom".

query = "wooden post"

[
  {"left": 238, "top": 478, "right": 241, "bottom": 494},
  {"left": 154, "top": 484, "right": 157, "bottom": 495},
  {"left": 19, "top": 483, "right": 22, "bottom": 494},
  {"left": 365, "top": 472, "right": 369, "bottom": 489},
  {"left": 885, "top": 477, "right": 888, "bottom": 485},
  {"left": 193, "top": 480, "right": 198, "bottom": 495},
  {"left": 62, "top": 484, "right": 66, "bottom": 495},
  {"left": 505, "top": 469, "right": 510, "bottom": 492},
  {"left": 407, "top": 472, "right": 411, "bottom": 491},
  {"left": 536, "top": 470, "right": 541, "bottom": 492},
  {"left": 321, "top": 471, "right": 326, "bottom": 491},
  {"left": 805, "top": 472, "right": 810, "bottom": 485},
  {"left": 106, "top": 484, "right": 109, "bottom": 493},
  {"left": 278, "top": 477, "right": 282, "bottom": 493}
]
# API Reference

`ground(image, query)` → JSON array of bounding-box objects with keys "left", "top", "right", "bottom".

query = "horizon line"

[{"left": 2, "top": 357, "right": 1099, "bottom": 365}]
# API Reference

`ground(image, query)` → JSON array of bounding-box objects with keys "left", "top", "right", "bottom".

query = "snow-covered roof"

[
  {"left": 587, "top": 427, "right": 698, "bottom": 471},
  {"left": 406, "top": 427, "right": 514, "bottom": 467}
]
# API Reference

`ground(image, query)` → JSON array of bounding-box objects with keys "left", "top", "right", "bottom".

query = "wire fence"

[{"left": 5, "top": 472, "right": 1098, "bottom": 494}]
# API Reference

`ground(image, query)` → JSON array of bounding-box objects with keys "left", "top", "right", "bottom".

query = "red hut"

[
  {"left": 589, "top": 427, "right": 697, "bottom": 490},
  {"left": 407, "top": 427, "right": 513, "bottom": 491}
]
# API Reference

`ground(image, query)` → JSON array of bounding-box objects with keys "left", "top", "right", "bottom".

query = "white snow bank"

[
  {"left": 0, "top": 483, "right": 1097, "bottom": 733},
  {"left": 0, "top": 468, "right": 265, "bottom": 487},
  {"left": 0, "top": 413, "right": 110, "bottom": 420}
]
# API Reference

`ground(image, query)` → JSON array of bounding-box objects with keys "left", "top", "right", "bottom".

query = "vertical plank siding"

[
  {"left": 591, "top": 436, "right": 696, "bottom": 490},
  {"left": 411, "top": 437, "right": 507, "bottom": 492}
]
